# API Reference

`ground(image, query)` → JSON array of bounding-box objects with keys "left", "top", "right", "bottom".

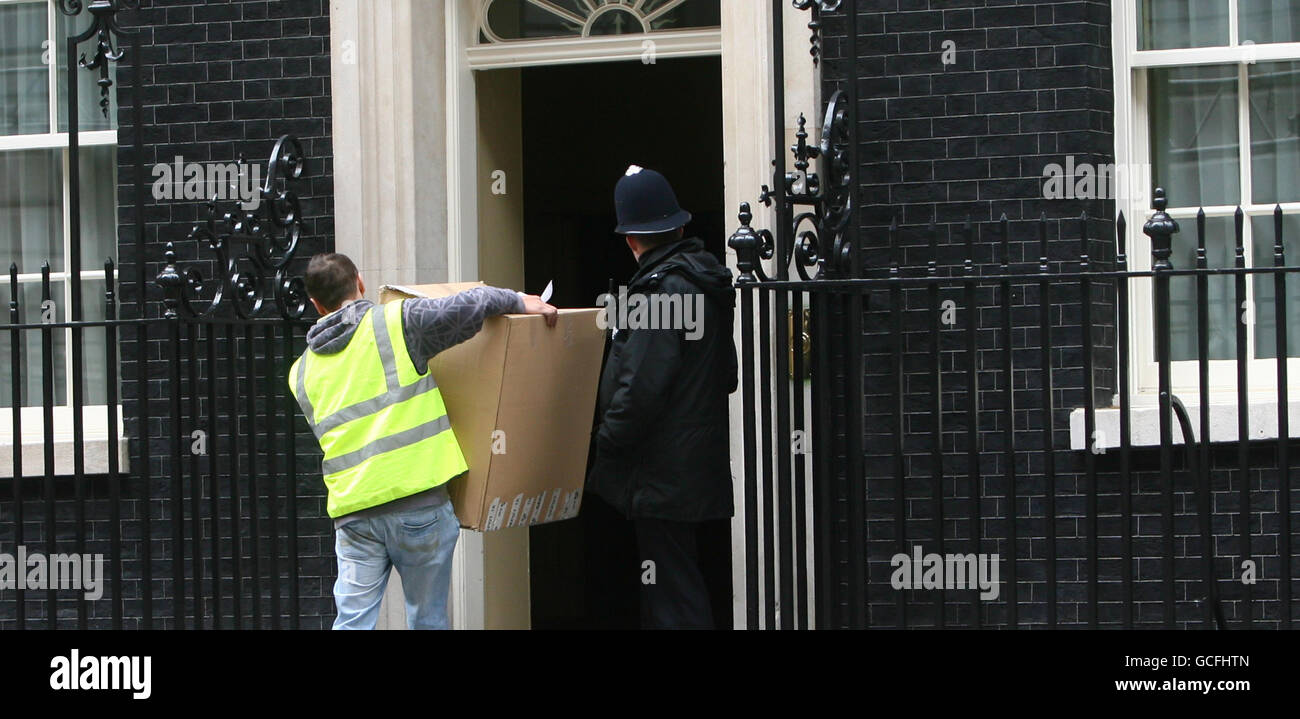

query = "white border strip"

[
  {"left": 1131, "top": 43, "right": 1300, "bottom": 67},
  {"left": 0, "top": 130, "right": 118, "bottom": 151}
]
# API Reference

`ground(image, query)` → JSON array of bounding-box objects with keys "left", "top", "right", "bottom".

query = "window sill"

[
  {"left": 1069, "top": 396, "right": 1300, "bottom": 450},
  {"left": 0, "top": 436, "right": 131, "bottom": 478},
  {"left": 0, "top": 406, "right": 130, "bottom": 478}
]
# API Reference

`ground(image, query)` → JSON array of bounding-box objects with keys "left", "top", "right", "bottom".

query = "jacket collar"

[{"left": 630, "top": 237, "right": 700, "bottom": 286}]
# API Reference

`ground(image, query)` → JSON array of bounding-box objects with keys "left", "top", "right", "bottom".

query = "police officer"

[
  {"left": 290, "top": 252, "right": 555, "bottom": 629},
  {"left": 588, "top": 166, "right": 738, "bottom": 629}
]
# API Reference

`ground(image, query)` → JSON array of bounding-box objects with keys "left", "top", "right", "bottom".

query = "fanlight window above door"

[{"left": 478, "top": 0, "right": 720, "bottom": 43}]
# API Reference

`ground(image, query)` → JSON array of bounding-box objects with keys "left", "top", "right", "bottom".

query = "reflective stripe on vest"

[{"left": 289, "top": 300, "right": 467, "bottom": 518}]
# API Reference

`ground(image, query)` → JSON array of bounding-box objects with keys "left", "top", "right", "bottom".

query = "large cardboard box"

[{"left": 379, "top": 282, "right": 605, "bottom": 531}]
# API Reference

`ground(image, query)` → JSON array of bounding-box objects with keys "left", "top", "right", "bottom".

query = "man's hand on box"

[{"left": 518, "top": 293, "right": 558, "bottom": 327}]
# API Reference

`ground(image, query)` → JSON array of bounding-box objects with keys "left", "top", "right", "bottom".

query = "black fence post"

[
  {"left": 1080, "top": 212, "right": 1097, "bottom": 628},
  {"left": 1232, "top": 208, "right": 1253, "bottom": 626},
  {"left": 889, "top": 219, "right": 906, "bottom": 629},
  {"left": 157, "top": 244, "right": 186, "bottom": 628},
  {"left": 1144, "top": 188, "right": 1179, "bottom": 628},
  {"left": 1116, "top": 212, "right": 1134, "bottom": 629},
  {"left": 1272, "top": 205, "right": 1291, "bottom": 630},
  {"left": 1194, "top": 209, "right": 1217, "bottom": 629},
  {"left": 997, "top": 215, "right": 1017, "bottom": 628},
  {"left": 9, "top": 264, "right": 25, "bottom": 629},
  {"left": 104, "top": 259, "right": 123, "bottom": 629},
  {"left": 963, "top": 218, "right": 981, "bottom": 629},
  {"left": 927, "top": 222, "right": 944, "bottom": 628},
  {"left": 1037, "top": 214, "right": 1056, "bottom": 627},
  {"left": 728, "top": 204, "right": 762, "bottom": 629},
  {"left": 40, "top": 263, "right": 56, "bottom": 629}
]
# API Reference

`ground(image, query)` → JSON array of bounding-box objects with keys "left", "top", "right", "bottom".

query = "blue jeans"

[{"left": 332, "top": 494, "right": 460, "bottom": 630}]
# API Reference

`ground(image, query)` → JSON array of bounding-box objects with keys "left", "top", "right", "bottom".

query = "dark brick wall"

[
  {"left": 1, "top": 0, "right": 336, "bottom": 629},
  {"left": 816, "top": 1, "right": 1294, "bottom": 628}
]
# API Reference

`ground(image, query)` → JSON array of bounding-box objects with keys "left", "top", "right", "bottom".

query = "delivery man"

[
  {"left": 587, "top": 166, "right": 738, "bottom": 629},
  {"left": 289, "top": 252, "right": 556, "bottom": 629}
]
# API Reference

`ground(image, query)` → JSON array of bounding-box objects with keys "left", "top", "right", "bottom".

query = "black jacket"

[{"left": 587, "top": 237, "right": 737, "bottom": 521}]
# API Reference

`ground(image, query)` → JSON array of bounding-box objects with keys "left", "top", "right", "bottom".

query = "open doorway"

[{"left": 520, "top": 56, "right": 731, "bottom": 629}]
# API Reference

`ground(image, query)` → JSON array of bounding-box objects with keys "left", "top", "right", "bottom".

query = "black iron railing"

[
  {"left": 726, "top": 0, "right": 1297, "bottom": 632},
  {"left": 2, "top": 136, "right": 314, "bottom": 629},
  {"left": 1, "top": 0, "right": 318, "bottom": 630},
  {"left": 730, "top": 188, "right": 1299, "bottom": 629}
]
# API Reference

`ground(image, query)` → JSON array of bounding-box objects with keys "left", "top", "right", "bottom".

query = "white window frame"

[
  {"left": 1112, "top": 0, "right": 1300, "bottom": 399},
  {"left": 0, "top": 0, "right": 122, "bottom": 470}
]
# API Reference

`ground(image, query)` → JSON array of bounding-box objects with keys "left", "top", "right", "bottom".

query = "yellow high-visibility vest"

[{"left": 288, "top": 299, "right": 467, "bottom": 518}]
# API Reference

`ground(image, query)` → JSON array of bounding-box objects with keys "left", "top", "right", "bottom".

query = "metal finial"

[
  {"left": 1144, "top": 187, "right": 1179, "bottom": 271},
  {"left": 728, "top": 202, "right": 760, "bottom": 284}
]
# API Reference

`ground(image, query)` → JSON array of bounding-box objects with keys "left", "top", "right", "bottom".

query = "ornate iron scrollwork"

[
  {"left": 59, "top": 0, "right": 140, "bottom": 119},
  {"left": 158, "top": 135, "right": 309, "bottom": 321},
  {"left": 728, "top": 1, "right": 854, "bottom": 283},
  {"left": 818, "top": 89, "right": 854, "bottom": 276},
  {"left": 730, "top": 84, "right": 854, "bottom": 282},
  {"left": 792, "top": 0, "right": 842, "bottom": 65}
]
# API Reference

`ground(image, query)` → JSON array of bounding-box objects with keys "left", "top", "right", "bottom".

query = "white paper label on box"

[
  {"left": 506, "top": 493, "right": 524, "bottom": 528},
  {"left": 529, "top": 492, "right": 547, "bottom": 524},
  {"left": 560, "top": 489, "right": 581, "bottom": 520},
  {"left": 545, "top": 488, "right": 561, "bottom": 522},
  {"left": 521, "top": 495, "right": 536, "bottom": 526},
  {"left": 485, "top": 497, "right": 506, "bottom": 532}
]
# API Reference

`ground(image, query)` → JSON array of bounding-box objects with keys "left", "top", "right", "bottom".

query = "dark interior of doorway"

[{"left": 522, "top": 56, "right": 731, "bottom": 629}]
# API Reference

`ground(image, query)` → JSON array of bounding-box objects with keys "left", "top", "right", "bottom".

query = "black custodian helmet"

[{"left": 613, "top": 165, "right": 692, "bottom": 235}]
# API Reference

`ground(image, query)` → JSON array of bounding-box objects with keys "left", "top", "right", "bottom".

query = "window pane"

[
  {"left": 79, "top": 277, "right": 112, "bottom": 406},
  {"left": 75, "top": 144, "right": 117, "bottom": 406},
  {"left": 1250, "top": 61, "right": 1300, "bottom": 206},
  {"left": 589, "top": 7, "right": 644, "bottom": 36},
  {"left": 0, "top": 280, "right": 68, "bottom": 408},
  {"left": 1149, "top": 65, "right": 1240, "bottom": 208},
  {"left": 646, "top": 0, "right": 720, "bottom": 32},
  {"left": 55, "top": 10, "right": 117, "bottom": 132},
  {"left": 483, "top": 0, "right": 719, "bottom": 41},
  {"left": 0, "top": 2, "right": 51, "bottom": 135},
  {"left": 1139, "top": 0, "right": 1230, "bottom": 50},
  {"left": 1167, "top": 216, "right": 1238, "bottom": 361},
  {"left": 0, "top": 149, "right": 64, "bottom": 273},
  {"left": 1240, "top": 0, "right": 1300, "bottom": 45},
  {"left": 1251, "top": 214, "right": 1300, "bottom": 359},
  {"left": 78, "top": 145, "right": 117, "bottom": 270},
  {"left": 486, "top": 0, "right": 587, "bottom": 40}
]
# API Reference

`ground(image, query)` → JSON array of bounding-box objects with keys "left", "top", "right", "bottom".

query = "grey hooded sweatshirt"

[{"left": 305, "top": 286, "right": 524, "bottom": 528}]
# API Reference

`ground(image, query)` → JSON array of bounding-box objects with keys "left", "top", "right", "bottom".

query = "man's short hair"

[{"left": 304, "top": 253, "right": 360, "bottom": 312}]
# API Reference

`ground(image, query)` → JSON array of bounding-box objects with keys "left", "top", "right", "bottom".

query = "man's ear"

[
  {"left": 310, "top": 297, "right": 330, "bottom": 316},
  {"left": 356, "top": 274, "right": 366, "bottom": 300},
  {"left": 625, "top": 235, "right": 639, "bottom": 254}
]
